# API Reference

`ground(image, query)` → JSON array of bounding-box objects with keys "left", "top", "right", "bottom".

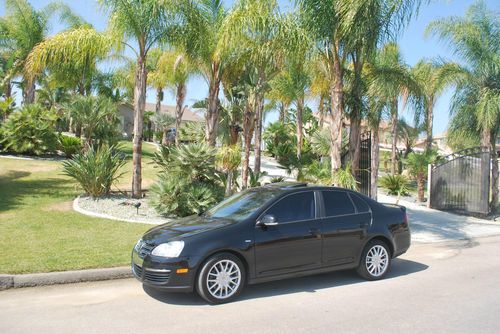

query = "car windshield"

[{"left": 204, "top": 189, "right": 279, "bottom": 221}]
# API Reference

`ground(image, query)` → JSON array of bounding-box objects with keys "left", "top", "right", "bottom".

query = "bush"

[
  {"left": 380, "top": 174, "right": 411, "bottom": 203},
  {"left": 0, "top": 104, "right": 58, "bottom": 155},
  {"left": 332, "top": 163, "right": 359, "bottom": 190},
  {"left": 151, "top": 142, "right": 224, "bottom": 217},
  {"left": 62, "top": 145, "right": 127, "bottom": 198},
  {"left": 58, "top": 135, "right": 82, "bottom": 158}
]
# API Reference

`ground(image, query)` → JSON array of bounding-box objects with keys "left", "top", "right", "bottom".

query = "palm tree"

[
  {"left": 178, "top": 0, "right": 227, "bottom": 146},
  {"left": 405, "top": 150, "right": 438, "bottom": 203},
  {"left": 0, "top": 0, "right": 81, "bottom": 103},
  {"left": 24, "top": 26, "right": 111, "bottom": 96},
  {"left": 151, "top": 50, "right": 195, "bottom": 145},
  {"left": 216, "top": 145, "right": 241, "bottom": 196},
  {"left": 427, "top": 1, "right": 499, "bottom": 212},
  {"left": 220, "top": 0, "right": 303, "bottom": 178},
  {"left": 366, "top": 43, "right": 421, "bottom": 198},
  {"left": 152, "top": 112, "right": 176, "bottom": 146},
  {"left": 99, "top": 0, "right": 177, "bottom": 198},
  {"left": 411, "top": 60, "right": 450, "bottom": 151}
]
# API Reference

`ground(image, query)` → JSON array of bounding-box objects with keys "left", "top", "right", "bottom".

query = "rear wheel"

[
  {"left": 357, "top": 240, "right": 391, "bottom": 280},
  {"left": 196, "top": 253, "right": 245, "bottom": 304}
]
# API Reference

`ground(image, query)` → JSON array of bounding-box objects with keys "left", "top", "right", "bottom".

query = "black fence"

[{"left": 430, "top": 146, "right": 490, "bottom": 215}]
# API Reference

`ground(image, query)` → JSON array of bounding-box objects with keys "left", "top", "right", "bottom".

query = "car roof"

[{"left": 263, "top": 182, "right": 345, "bottom": 192}]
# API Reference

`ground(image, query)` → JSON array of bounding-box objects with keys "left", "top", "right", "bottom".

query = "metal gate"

[
  {"left": 358, "top": 132, "right": 371, "bottom": 197},
  {"left": 342, "top": 132, "right": 371, "bottom": 197},
  {"left": 430, "top": 146, "right": 490, "bottom": 215}
]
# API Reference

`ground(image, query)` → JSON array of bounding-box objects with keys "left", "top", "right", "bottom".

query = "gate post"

[{"left": 427, "top": 163, "right": 433, "bottom": 208}]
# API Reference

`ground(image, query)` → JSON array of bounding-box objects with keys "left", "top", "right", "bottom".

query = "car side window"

[
  {"left": 322, "top": 191, "right": 355, "bottom": 216},
  {"left": 349, "top": 193, "right": 370, "bottom": 213},
  {"left": 265, "top": 192, "right": 315, "bottom": 223}
]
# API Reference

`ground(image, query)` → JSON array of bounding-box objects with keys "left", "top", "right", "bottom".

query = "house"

[{"left": 118, "top": 102, "right": 203, "bottom": 138}]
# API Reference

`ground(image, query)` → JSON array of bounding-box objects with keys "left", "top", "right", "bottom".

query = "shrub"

[
  {"left": 270, "top": 176, "right": 285, "bottom": 183},
  {"left": 62, "top": 145, "right": 127, "bottom": 198},
  {"left": 151, "top": 142, "right": 224, "bottom": 217},
  {"left": 58, "top": 135, "right": 82, "bottom": 158},
  {"left": 380, "top": 174, "right": 411, "bottom": 203},
  {"left": 248, "top": 168, "right": 268, "bottom": 187},
  {"left": 332, "top": 163, "right": 359, "bottom": 190},
  {"left": 0, "top": 104, "right": 58, "bottom": 155}
]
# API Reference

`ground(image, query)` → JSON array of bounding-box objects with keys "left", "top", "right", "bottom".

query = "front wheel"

[
  {"left": 196, "top": 253, "right": 246, "bottom": 304},
  {"left": 357, "top": 240, "right": 391, "bottom": 280}
]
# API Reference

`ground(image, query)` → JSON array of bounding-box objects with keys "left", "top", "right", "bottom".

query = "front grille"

[{"left": 137, "top": 241, "right": 155, "bottom": 258}]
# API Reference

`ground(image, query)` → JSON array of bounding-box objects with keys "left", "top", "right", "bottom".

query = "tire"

[
  {"left": 196, "top": 253, "right": 246, "bottom": 304},
  {"left": 357, "top": 240, "right": 392, "bottom": 280}
]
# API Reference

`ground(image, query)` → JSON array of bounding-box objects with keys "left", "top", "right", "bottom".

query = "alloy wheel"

[
  {"left": 206, "top": 259, "right": 242, "bottom": 299},
  {"left": 365, "top": 245, "right": 389, "bottom": 277}
]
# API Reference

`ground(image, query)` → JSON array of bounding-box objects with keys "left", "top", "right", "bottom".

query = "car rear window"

[
  {"left": 349, "top": 193, "right": 370, "bottom": 213},
  {"left": 322, "top": 191, "right": 355, "bottom": 216}
]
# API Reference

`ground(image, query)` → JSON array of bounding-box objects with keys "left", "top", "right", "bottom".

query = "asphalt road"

[{"left": 1, "top": 236, "right": 500, "bottom": 334}]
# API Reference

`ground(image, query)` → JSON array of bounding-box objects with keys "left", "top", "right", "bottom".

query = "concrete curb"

[
  {"left": 73, "top": 196, "right": 161, "bottom": 225},
  {"left": 0, "top": 267, "right": 132, "bottom": 291}
]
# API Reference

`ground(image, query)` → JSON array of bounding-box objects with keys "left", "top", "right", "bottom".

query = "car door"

[
  {"left": 319, "top": 191, "right": 371, "bottom": 266},
  {"left": 254, "top": 191, "right": 322, "bottom": 277}
]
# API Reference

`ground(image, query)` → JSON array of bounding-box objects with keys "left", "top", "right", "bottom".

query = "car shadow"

[{"left": 143, "top": 258, "right": 428, "bottom": 306}]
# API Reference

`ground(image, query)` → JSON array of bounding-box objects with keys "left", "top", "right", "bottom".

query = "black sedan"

[{"left": 132, "top": 182, "right": 410, "bottom": 304}]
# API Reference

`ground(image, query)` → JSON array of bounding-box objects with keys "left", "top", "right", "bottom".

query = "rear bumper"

[
  {"left": 131, "top": 250, "right": 202, "bottom": 292},
  {"left": 393, "top": 228, "right": 411, "bottom": 257}
]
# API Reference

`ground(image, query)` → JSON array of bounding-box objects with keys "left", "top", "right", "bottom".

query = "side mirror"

[{"left": 257, "top": 214, "right": 278, "bottom": 227}]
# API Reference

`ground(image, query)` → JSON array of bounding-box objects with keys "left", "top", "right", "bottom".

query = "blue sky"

[{"left": 1, "top": 0, "right": 498, "bottom": 135}]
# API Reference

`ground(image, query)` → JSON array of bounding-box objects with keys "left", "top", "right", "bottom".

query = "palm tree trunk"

[
  {"left": 253, "top": 94, "right": 264, "bottom": 174},
  {"left": 426, "top": 105, "right": 434, "bottom": 151},
  {"left": 279, "top": 102, "right": 285, "bottom": 123},
  {"left": 242, "top": 102, "right": 255, "bottom": 189},
  {"left": 318, "top": 96, "right": 325, "bottom": 128},
  {"left": 132, "top": 54, "right": 147, "bottom": 198},
  {"left": 24, "top": 79, "right": 36, "bottom": 104},
  {"left": 155, "top": 87, "right": 162, "bottom": 114},
  {"left": 390, "top": 99, "right": 398, "bottom": 174},
  {"left": 417, "top": 176, "right": 425, "bottom": 202},
  {"left": 5, "top": 79, "right": 12, "bottom": 99},
  {"left": 371, "top": 127, "right": 380, "bottom": 200},
  {"left": 328, "top": 53, "right": 344, "bottom": 177},
  {"left": 296, "top": 97, "right": 304, "bottom": 160},
  {"left": 175, "top": 83, "right": 187, "bottom": 146},
  {"left": 225, "top": 171, "right": 233, "bottom": 197},
  {"left": 205, "top": 62, "right": 221, "bottom": 146}
]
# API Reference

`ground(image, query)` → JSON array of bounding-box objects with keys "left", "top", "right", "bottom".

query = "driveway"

[{"left": 1, "top": 236, "right": 500, "bottom": 333}]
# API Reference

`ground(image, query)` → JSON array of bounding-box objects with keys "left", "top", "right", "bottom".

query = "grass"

[{"left": 0, "top": 141, "right": 162, "bottom": 274}]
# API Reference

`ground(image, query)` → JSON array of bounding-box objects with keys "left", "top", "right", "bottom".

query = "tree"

[
  {"left": 150, "top": 50, "right": 195, "bottom": 145},
  {"left": 220, "top": 0, "right": 302, "bottom": 182},
  {"left": 99, "top": 0, "right": 178, "bottom": 198},
  {"left": 0, "top": 0, "right": 81, "bottom": 103},
  {"left": 216, "top": 145, "right": 241, "bottom": 196},
  {"left": 405, "top": 150, "right": 438, "bottom": 203},
  {"left": 178, "top": 0, "right": 227, "bottom": 146},
  {"left": 427, "top": 1, "right": 499, "bottom": 212},
  {"left": 152, "top": 112, "right": 176, "bottom": 145},
  {"left": 411, "top": 60, "right": 450, "bottom": 151}
]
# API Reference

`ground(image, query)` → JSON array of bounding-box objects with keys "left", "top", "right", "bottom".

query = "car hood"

[{"left": 141, "top": 215, "right": 236, "bottom": 244}]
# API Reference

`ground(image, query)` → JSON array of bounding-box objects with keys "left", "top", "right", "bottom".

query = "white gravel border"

[{"left": 73, "top": 196, "right": 165, "bottom": 225}]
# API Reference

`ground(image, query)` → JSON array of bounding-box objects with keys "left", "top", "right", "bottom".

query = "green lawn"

[{"left": 0, "top": 143, "right": 161, "bottom": 274}]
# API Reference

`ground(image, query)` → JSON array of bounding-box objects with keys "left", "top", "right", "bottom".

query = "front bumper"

[{"left": 131, "top": 249, "right": 200, "bottom": 292}]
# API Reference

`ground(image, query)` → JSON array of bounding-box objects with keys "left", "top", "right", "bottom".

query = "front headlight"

[{"left": 151, "top": 241, "right": 185, "bottom": 258}]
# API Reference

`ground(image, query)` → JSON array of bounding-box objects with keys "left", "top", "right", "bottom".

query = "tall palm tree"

[
  {"left": 411, "top": 60, "right": 450, "bottom": 151},
  {"left": 178, "top": 0, "right": 227, "bottom": 146},
  {"left": 366, "top": 43, "right": 421, "bottom": 197},
  {"left": 150, "top": 50, "right": 195, "bottom": 145},
  {"left": 0, "top": 0, "right": 81, "bottom": 103},
  {"left": 220, "top": 0, "right": 303, "bottom": 177},
  {"left": 99, "top": 0, "right": 177, "bottom": 198},
  {"left": 427, "top": 1, "right": 499, "bottom": 212}
]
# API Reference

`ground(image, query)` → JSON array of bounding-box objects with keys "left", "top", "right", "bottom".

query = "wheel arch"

[
  {"left": 364, "top": 235, "right": 395, "bottom": 258},
  {"left": 196, "top": 249, "right": 250, "bottom": 283}
]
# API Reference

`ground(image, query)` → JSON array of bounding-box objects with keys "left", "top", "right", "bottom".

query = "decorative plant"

[
  {"left": 58, "top": 135, "right": 82, "bottom": 158},
  {"left": 0, "top": 104, "right": 58, "bottom": 155},
  {"left": 216, "top": 145, "right": 242, "bottom": 196},
  {"left": 270, "top": 176, "right": 285, "bottom": 183},
  {"left": 332, "top": 163, "right": 359, "bottom": 190},
  {"left": 380, "top": 174, "right": 411, "bottom": 204},
  {"left": 62, "top": 145, "right": 127, "bottom": 198},
  {"left": 151, "top": 142, "right": 224, "bottom": 217},
  {"left": 248, "top": 168, "right": 268, "bottom": 188}
]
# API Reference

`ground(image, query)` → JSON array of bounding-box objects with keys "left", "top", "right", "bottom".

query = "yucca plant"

[
  {"left": 379, "top": 174, "right": 411, "bottom": 204},
  {"left": 62, "top": 145, "right": 127, "bottom": 198},
  {"left": 58, "top": 135, "right": 82, "bottom": 158},
  {"left": 332, "top": 163, "right": 359, "bottom": 190},
  {"left": 270, "top": 176, "right": 285, "bottom": 183},
  {"left": 248, "top": 168, "right": 268, "bottom": 188}
]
